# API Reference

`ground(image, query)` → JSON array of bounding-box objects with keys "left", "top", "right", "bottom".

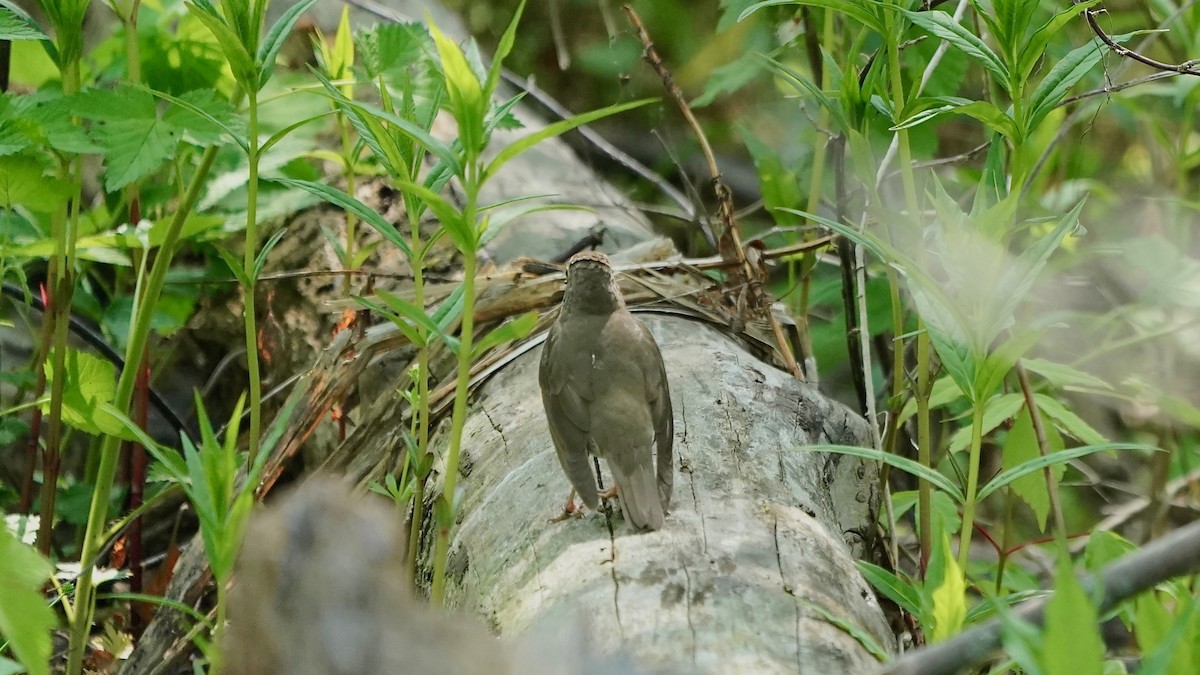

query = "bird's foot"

[
  {"left": 549, "top": 494, "right": 585, "bottom": 523},
  {"left": 598, "top": 485, "right": 619, "bottom": 500}
]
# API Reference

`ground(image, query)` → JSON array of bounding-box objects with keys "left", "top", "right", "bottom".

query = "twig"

[
  {"left": 622, "top": 4, "right": 803, "bottom": 380},
  {"left": 1014, "top": 361, "right": 1068, "bottom": 541},
  {"left": 1078, "top": 3, "right": 1200, "bottom": 76}
]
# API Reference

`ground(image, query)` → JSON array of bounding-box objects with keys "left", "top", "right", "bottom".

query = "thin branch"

[{"left": 883, "top": 518, "right": 1200, "bottom": 675}]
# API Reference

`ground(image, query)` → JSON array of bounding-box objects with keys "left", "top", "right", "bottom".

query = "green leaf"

[
  {"left": 360, "top": 289, "right": 458, "bottom": 351},
  {"left": 899, "top": 375, "right": 966, "bottom": 424},
  {"left": 393, "top": 178, "right": 472, "bottom": 252},
  {"left": 857, "top": 561, "right": 922, "bottom": 617},
  {"left": 161, "top": 88, "right": 244, "bottom": 147},
  {"left": 0, "top": 5, "right": 48, "bottom": 40},
  {"left": 144, "top": 85, "right": 247, "bottom": 154},
  {"left": 898, "top": 97, "right": 1019, "bottom": 141},
  {"left": 800, "top": 444, "right": 965, "bottom": 502},
  {"left": 740, "top": 0, "right": 884, "bottom": 34},
  {"left": 929, "top": 533, "right": 967, "bottom": 642},
  {"left": 73, "top": 86, "right": 182, "bottom": 191},
  {"left": 946, "top": 393, "right": 1023, "bottom": 455},
  {"left": 994, "top": 200, "right": 1084, "bottom": 325},
  {"left": 472, "top": 311, "right": 538, "bottom": 359},
  {"left": 0, "top": 528, "right": 54, "bottom": 675},
  {"left": 186, "top": 1, "right": 256, "bottom": 86},
  {"left": 256, "top": 0, "right": 320, "bottom": 89},
  {"left": 485, "top": 98, "right": 657, "bottom": 182},
  {"left": 429, "top": 20, "right": 484, "bottom": 159},
  {"left": 1021, "top": 358, "right": 1111, "bottom": 391},
  {"left": 252, "top": 227, "right": 287, "bottom": 283},
  {"left": 1136, "top": 592, "right": 1199, "bottom": 675},
  {"left": 432, "top": 282, "right": 466, "bottom": 330},
  {"left": 1032, "top": 394, "right": 1109, "bottom": 445},
  {"left": 271, "top": 178, "right": 413, "bottom": 259},
  {"left": 215, "top": 247, "right": 251, "bottom": 287},
  {"left": 484, "top": 0, "right": 525, "bottom": 100},
  {"left": 760, "top": 54, "right": 851, "bottom": 133},
  {"left": 1042, "top": 559, "right": 1103, "bottom": 675},
  {"left": 1025, "top": 38, "right": 1105, "bottom": 131},
  {"left": 1000, "top": 407, "right": 1064, "bottom": 531},
  {"left": 0, "top": 154, "right": 71, "bottom": 211},
  {"left": 979, "top": 443, "right": 1160, "bottom": 501},
  {"left": 1017, "top": 0, "right": 1101, "bottom": 84},
  {"left": 903, "top": 8, "right": 1009, "bottom": 85},
  {"left": 45, "top": 349, "right": 131, "bottom": 439}
]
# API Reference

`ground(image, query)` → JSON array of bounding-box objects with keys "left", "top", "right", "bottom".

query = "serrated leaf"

[
  {"left": 145, "top": 85, "right": 248, "bottom": 154},
  {"left": 1032, "top": 393, "right": 1108, "bottom": 445},
  {"left": 0, "top": 154, "right": 71, "bottom": 211},
  {"left": 1000, "top": 408, "right": 1064, "bottom": 531},
  {"left": 356, "top": 21, "right": 434, "bottom": 78},
  {"left": 0, "top": 5, "right": 48, "bottom": 41},
  {"left": 44, "top": 349, "right": 131, "bottom": 439},
  {"left": 100, "top": 117, "right": 182, "bottom": 192},
  {"left": 161, "top": 88, "right": 243, "bottom": 146}
]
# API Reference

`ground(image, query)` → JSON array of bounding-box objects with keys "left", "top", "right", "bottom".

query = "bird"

[{"left": 538, "top": 251, "right": 673, "bottom": 530}]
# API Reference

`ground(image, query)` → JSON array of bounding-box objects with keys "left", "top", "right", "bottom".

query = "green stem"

[
  {"left": 66, "top": 145, "right": 221, "bottom": 675},
  {"left": 915, "top": 329, "right": 933, "bottom": 569},
  {"left": 338, "top": 112, "right": 357, "bottom": 294},
  {"left": 243, "top": 90, "right": 262, "bottom": 465},
  {"left": 430, "top": 174, "right": 479, "bottom": 603},
  {"left": 958, "top": 402, "right": 986, "bottom": 571},
  {"left": 407, "top": 205, "right": 430, "bottom": 584}
]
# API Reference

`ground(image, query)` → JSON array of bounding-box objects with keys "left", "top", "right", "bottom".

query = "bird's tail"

[{"left": 608, "top": 460, "right": 665, "bottom": 531}]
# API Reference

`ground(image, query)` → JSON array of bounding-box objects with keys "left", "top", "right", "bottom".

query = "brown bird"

[{"left": 539, "top": 251, "right": 673, "bottom": 530}]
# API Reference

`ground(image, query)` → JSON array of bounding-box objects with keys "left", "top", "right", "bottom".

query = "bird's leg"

[
  {"left": 597, "top": 485, "right": 619, "bottom": 500},
  {"left": 549, "top": 489, "right": 585, "bottom": 522}
]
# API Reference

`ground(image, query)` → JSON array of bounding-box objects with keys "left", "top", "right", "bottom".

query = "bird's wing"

[
  {"left": 634, "top": 319, "right": 674, "bottom": 510},
  {"left": 539, "top": 324, "right": 600, "bottom": 509}
]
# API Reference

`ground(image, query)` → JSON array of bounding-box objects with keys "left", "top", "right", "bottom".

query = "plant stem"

[
  {"left": 37, "top": 52, "right": 82, "bottom": 556},
  {"left": 66, "top": 145, "right": 220, "bottom": 675},
  {"left": 958, "top": 402, "right": 986, "bottom": 572},
  {"left": 430, "top": 175, "right": 479, "bottom": 603},
  {"left": 407, "top": 204, "right": 430, "bottom": 584},
  {"left": 915, "top": 329, "right": 933, "bottom": 570},
  {"left": 243, "top": 90, "right": 263, "bottom": 465}
]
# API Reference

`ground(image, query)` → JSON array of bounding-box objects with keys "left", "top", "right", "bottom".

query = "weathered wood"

[{"left": 417, "top": 313, "right": 891, "bottom": 673}]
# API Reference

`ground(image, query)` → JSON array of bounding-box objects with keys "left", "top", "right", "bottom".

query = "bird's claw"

[{"left": 549, "top": 499, "right": 585, "bottom": 523}]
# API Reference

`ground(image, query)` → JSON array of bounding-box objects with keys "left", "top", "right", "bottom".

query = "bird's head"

[{"left": 563, "top": 251, "right": 624, "bottom": 314}]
